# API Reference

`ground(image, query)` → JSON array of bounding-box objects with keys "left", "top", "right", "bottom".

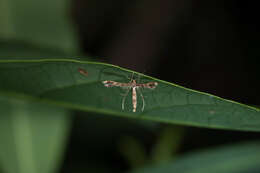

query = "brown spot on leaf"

[{"left": 78, "top": 68, "right": 88, "bottom": 77}]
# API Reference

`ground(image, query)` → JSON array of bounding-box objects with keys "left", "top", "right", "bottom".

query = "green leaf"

[
  {"left": 130, "top": 141, "right": 260, "bottom": 173},
  {"left": 0, "top": 0, "right": 78, "bottom": 53},
  {"left": 0, "top": 95, "right": 71, "bottom": 173},
  {"left": 0, "top": 58, "right": 259, "bottom": 131}
]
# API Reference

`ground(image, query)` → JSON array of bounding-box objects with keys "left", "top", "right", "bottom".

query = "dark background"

[
  {"left": 72, "top": 0, "right": 259, "bottom": 105},
  {"left": 62, "top": 0, "right": 260, "bottom": 172}
]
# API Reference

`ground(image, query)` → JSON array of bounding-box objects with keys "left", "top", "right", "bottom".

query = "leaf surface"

[{"left": 0, "top": 58, "right": 259, "bottom": 131}]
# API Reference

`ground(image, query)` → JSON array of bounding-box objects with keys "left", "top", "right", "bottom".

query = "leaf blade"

[{"left": 0, "top": 58, "right": 259, "bottom": 131}]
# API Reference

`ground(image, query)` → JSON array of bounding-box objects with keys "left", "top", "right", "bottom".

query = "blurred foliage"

[
  {"left": 0, "top": 95, "right": 71, "bottom": 173},
  {"left": 0, "top": 0, "right": 78, "bottom": 53},
  {"left": 131, "top": 141, "right": 260, "bottom": 173}
]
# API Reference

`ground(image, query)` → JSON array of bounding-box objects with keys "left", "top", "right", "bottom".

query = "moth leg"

[
  {"left": 126, "top": 72, "right": 135, "bottom": 82},
  {"left": 137, "top": 73, "right": 141, "bottom": 84},
  {"left": 137, "top": 88, "right": 145, "bottom": 112},
  {"left": 121, "top": 88, "right": 131, "bottom": 110}
]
